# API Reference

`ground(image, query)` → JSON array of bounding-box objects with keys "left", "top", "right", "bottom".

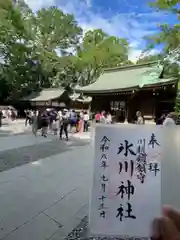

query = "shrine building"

[{"left": 76, "top": 62, "right": 178, "bottom": 123}]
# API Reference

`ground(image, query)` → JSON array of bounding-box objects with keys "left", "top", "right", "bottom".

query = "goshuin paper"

[{"left": 89, "top": 125, "right": 162, "bottom": 238}]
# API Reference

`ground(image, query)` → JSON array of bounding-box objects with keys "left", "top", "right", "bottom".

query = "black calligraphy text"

[
  {"left": 148, "top": 162, "right": 160, "bottom": 176},
  {"left": 116, "top": 202, "right": 136, "bottom": 221},
  {"left": 148, "top": 133, "right": 160, "bottom": 148},
  {"left": 117, "top": 140, "right": 136, "bottom": 157},
  {"left": 119, "top": 160, "right": 134, "bottom": 177},
  {"left": 100, "top": 136, "right": 110, "bottom": 152},
  {"left": 116, "top": 180, "right": 135, "bottom": 200}
]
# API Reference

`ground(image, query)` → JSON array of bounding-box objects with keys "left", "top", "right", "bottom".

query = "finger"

[
  {"left": 163, "top": 206, "right": 180, "bottom": 232},
  {"left": 152, "top": 218, "right": 161, "bottom": 239},
  {"left": 154, "top": 217, "right": 180, "bottom": 240}
]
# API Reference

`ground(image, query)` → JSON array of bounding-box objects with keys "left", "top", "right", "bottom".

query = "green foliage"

[
  {"left": 149, "top": 0, "right": 180, "bottom": 11},
  {"left": 146, "top": 0, "right": 180, "bottom": 53},
  {"left": 147, "top": 0, "right": 180, "bottom": 113},
  {"left": 0, "top": 0, "right": 130, "bottom": 102},
  {"left": 136, "top": 54, "right": 163, "bottom": 64},
  {"left": 174, "top": 88, "right": 180, "bottom": 114},
  {"left": 70, "top": 29, "right": 130, "bottom": 85}
]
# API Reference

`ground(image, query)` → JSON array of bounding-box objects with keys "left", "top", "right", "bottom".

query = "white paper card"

[{"left": 89, "top": 125, "right": 162, "bottom": 238}]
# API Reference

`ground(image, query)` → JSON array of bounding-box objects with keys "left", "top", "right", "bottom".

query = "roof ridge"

[{"left": 103, "top": 61, "right": 158, "bottom": 73}]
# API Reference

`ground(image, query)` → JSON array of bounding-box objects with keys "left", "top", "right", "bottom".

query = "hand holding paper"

[
  {"left": 90, "top": 125, "right": 162, "bottom": 238},
  {"left": 152, "top": 206, "right": 180, "bottom": 240}
]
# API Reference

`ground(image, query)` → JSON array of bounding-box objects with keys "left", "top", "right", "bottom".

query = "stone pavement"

[
  {"left": 0, "top": 131, "right": 93, "bottom": 240},
  {"left": 0, "top": 119, "right": 92, "bottom": 141},
  {"left": 0, "top": 119, "right": 30, "bottom": 136}
]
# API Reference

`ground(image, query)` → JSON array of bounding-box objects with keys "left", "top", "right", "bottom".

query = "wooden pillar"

[
  {"left": 125, "top": 96, "right": 129, "bottom": 123},
  {"left": 88, "top": 101, "right": 91, "bottom": 113}
]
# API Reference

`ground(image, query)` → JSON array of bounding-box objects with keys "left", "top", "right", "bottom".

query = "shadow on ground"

[
  {"left": 0, "top": 138, "right": 89, "bottom": 172},
  {"left": 0, "top": 129, "right": 13, "bottom": 136}
]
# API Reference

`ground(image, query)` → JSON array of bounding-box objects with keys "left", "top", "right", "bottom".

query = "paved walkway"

[
  {"left": 0, "top": 134, "right": 52, "bottom": 152},
  {"left": 0, "top": 119, "right": 29, "bottom": 136},
  {"left": 0, "top": 131, "right": 92, "bottom": 240},
  {"left": 0, "top": 119, "right": 92, "bottom": 141}
]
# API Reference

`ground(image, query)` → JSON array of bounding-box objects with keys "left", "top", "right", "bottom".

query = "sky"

[{"left": 24, "top": 0, "right": 178, "bottom": 62}]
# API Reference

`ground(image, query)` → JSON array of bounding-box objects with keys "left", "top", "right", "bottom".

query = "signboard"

[{"left": 90, "top": 125, "right": 162, "bottom": 238}]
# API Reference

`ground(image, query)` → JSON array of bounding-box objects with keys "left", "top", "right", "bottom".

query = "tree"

[
  {"left": 0, "top": 0, "right": 82, "bottom": 101},
  {"left": 80, "top": 29, "right": 129, "bottom": 67},
  {"left": 73, "top": 29, "right": 130, "bottom": 86},
  {"left": 0, "top": 0, "right": 131, "bottom": 102},
  {"left": 29, "top": 6, "right": 83, "bottom": 88},
  {"left": 146, "top": 0, "right": 180, "bottom": 113},
  {"left": 33, "top": 7, "right": 82, "bottom": 63},
  {"left": 145, "top": 0, "right": 180, "bottom": 56},
  {"left": 0, "top": 0, "right": 34, "bottom": 101},
  {"left": 136, "top": 54, "right": 163, "bottom": 64},
  {"left": 50, "top": 29, "right": 131, "bottom": 87},
  {"left": 175, "top": 88, "right": 180, "bottom": 114}
]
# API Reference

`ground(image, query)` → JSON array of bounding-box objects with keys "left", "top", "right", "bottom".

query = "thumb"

[
  {"left": 152, "top": 217, "right": 180, "bottom": 240},
  {"left": 163, "top": 206, "right": 180, "bottom": 232}
]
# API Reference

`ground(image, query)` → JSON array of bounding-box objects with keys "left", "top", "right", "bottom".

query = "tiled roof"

[
  {"left": 75, "top": 62, "right": 177, "bottom": 94},
  {"left": 24, "top": 88, "right": 65, "bottom": 101}
]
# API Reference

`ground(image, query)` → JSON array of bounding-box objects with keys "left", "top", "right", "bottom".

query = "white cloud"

[
  {"left": 24, "top": 0, "right": 55, "bottom": 12},
  {"left": 24, "top": 0, "right": 161, "bottom": 61},
  {"left": 128, "top": 47, "right": 161, "bottom": 63},
  {"left": 57, "top": 1, "right": 161, "bottom": 61},
  {"left": 128, "top": 50, "right": 142, "bottom": 63}
]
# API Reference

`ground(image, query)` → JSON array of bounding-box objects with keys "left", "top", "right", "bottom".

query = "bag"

[
  {"left": 37, "top": 120, "right": 42, "bottom": 129},
  {"left": 62, "top": 116, "right": 69, "bottom": 125}
]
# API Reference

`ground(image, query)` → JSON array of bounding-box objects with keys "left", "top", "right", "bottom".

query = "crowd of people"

[
  {"left": 24, "top": 108, "right": 91, "bottom": 140},
  {"left": 95, "top": 110, "right": 179, "bottom": 126},
  {"left": 133, "top": 111, "right": 178, "bottom": 126},
  {"left": 0, "top": 106, "right": 178, "bottom": 137},
  {"left": 94, "top": 111, "right": 112, "bottom": 123},
  {"left": 23, "top": 109, "right": 115, "bottom": 140},
  {"left": 0, "top": 108, "right": 17, "bottom": 126},
  {"left": 0, "top": 107, "right": 19, "bottom": 127}
]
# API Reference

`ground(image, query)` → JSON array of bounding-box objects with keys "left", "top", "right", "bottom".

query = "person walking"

[
  {"left": 95, "top": 111, "right": 101, "bottom": 123},
  {"left": 76, "top": 113, "right": 80, "bottom": 132},
  {"left": 69, "top": 109, "right": 77, "bottom": 133},
  {"left": 83, "top": 111, "right": 89, "bottom": 132},
  {"left": 31, "top": 110, "right": 38, "bottom": 136},
  {"left": 59, "top": 110, "right": 69, "bottom": 141},
  {"left": 41, "top": 110, "right": 49, "bottom": 137},
  {"left": 52, "top": 113, "right": 59, "bottom": 135},
  {"left": 78, "top": 111, "right": 84, "bottom": 133}
]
